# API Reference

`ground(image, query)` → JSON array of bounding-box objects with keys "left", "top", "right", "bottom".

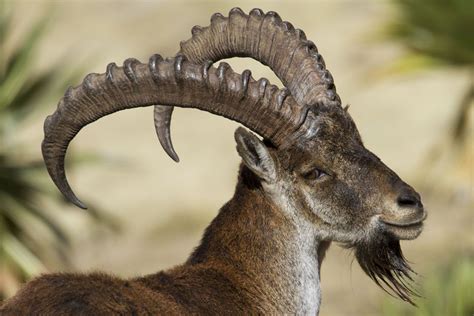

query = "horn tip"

[
  {"left": 70, "top": 195, "right": 88, "bottom": 210},
  {"left": 167, "top": 148, "right": 180, "bottom": 163},
  {"left": 76, "top": 202, "right": 88, "bottom": 210}
]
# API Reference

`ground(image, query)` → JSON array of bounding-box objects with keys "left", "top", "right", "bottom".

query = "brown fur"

[{"left": 1, "top": 166, "right": 329, "bottom": 315}]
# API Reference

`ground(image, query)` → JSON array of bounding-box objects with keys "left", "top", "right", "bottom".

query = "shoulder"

[{"left": 0, "top": 272, "right": 130, "bottom": 315}]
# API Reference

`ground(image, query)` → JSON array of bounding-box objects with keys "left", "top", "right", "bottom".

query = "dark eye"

[{"left": 303, "top": 168, "right": 327, "bottom": 181}]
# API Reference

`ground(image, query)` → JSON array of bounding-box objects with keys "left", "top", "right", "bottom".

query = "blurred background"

[{"left": 0, "top": 0, "right": 472, "bottom": 315}]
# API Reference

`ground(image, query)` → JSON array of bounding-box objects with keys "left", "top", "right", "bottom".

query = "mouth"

[{"left": 378, "top": 212, "right": 427, "bottom": 240}]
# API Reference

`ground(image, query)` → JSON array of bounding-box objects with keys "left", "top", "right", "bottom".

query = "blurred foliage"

[
  {"left": 381, "top": 0, "right": 473, "bottom": 146},
  {"left": 0, "top": 1, "right": 117, "bottom": 300},
  {"left": 381, "top": 0, "right": 473, "bottom": 72},
  {"left": 381, "top": 0, "right": 474, "bottom": 196},
  {"left": 382, "top": 0, "right": 474, "bottom": 143},
  {"left": 382, "top": 255, "right": 474, "bottom": 316}
]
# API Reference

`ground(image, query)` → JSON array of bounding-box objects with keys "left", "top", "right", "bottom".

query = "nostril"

[{"left": 397, "top": 193, "right": 422, "bottom": 208}]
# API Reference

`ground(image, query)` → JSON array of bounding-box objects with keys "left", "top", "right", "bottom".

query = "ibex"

[{"left": 1, "top": 8, "right": 426, "bottom": 315}]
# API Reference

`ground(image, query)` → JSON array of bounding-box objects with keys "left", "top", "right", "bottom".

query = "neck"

[{"left": 187, "top": 166, "right": 330, "bottom": 314}]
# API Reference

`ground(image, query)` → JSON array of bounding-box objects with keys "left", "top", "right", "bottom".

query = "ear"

[{"left": 234, "top": 127, "right": 277, "bottom": 183}]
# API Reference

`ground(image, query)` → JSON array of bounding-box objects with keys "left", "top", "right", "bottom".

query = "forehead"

[
  {"left": 281, "top": 105, "right": 365, "bottom": 166},
  {"left": 316, "top": 106, "right": 361, "bottom": 141},
  {"left": 302, "top": 105, "right": 362, "bottom": 148}
]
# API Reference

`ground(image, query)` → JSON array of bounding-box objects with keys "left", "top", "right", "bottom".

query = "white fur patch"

[{"left": 264, "top": 182, "right": 323, "bottom": 315}]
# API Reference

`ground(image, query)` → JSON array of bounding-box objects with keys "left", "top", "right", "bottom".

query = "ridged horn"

[
  {"left": 42, "top": 55, "right": 310, "bottom": 209},
  {"left": 154, "top": 8, "right": 340, "bottom": 161}
]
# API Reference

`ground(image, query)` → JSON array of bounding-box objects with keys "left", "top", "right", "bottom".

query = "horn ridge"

[
  {"left": 42, "top": 57, "right": 306, "bottom": 208},
  {"left": 180, "top": 8, "right": 340, "bottom": 106},
  {"left": 154, "top": 9, "right": 341, "bottom": 159}
]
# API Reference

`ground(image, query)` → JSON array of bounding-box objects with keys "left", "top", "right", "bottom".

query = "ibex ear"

[{"left": 234, "top": 127, "right": 277, "bottom": 183}]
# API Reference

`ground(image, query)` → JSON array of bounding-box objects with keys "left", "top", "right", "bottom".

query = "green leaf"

[
  {"left": 5, "top": 68, "right": 60, "bottom": 121},
  {"left": 3, "top": 234, "right": 46, "bottom": 277},
  {"left": 0, "top": 0, "right": 12, "bottom": 77},
  {"left": 0, "top": 16, "right": 49, "bottom": 110},
  {"left": 1, "top": 193, "right": 70, "bottom": 246}
]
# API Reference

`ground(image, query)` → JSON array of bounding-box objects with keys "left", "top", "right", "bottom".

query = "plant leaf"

[{"left": 0, "top": 16, "right": 49, "bottom": 110}]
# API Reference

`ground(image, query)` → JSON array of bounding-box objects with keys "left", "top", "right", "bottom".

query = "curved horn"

[
  {"left": 42, "top": 55, "right": 308, "bottom": 209},
  {"left": 154, "top": 105, "right": 179, "bottom": 162},
  {"left": 155, "top": 7, "right": 340, "bottom": 161}
]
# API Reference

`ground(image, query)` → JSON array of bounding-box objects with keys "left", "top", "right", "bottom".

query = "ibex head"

[
  {"left": 234, "top": 101, "right": 425, "bottom": 302},
  {"left": 240, "top": 103, "right": 425, "bottom": 241},
  {"left": 41, "top": 8, "right": 426, "bottom": 305}
]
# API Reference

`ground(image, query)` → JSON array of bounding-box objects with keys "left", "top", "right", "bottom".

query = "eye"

[{"left": 303, "top": 168, "right": 327, "bottom": 181}]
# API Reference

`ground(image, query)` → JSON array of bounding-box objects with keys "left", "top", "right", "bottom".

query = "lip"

[
  {"left": 378, "top": 212, "right": 427, "bottom": 240},
  {"left": 381, "top": 220, "right": 424, "bottom": 240},
  {"left": 379, "top": 211, "right": 427, "bottom": 227},
  {"left": 382, "top": 220, "right": 424, "bottom": 229}
]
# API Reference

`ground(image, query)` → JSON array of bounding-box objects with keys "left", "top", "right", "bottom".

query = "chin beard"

[{"left": 348, "top": 235, "right": 419, "bottom": 305}]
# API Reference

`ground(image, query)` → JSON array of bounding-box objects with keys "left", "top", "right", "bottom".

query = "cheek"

[
  {"left": 331, "top": 181, "right": 362, "bottom": 212},
  {"left": 303, "top": 180, "right": 368, "bottom": 227}
]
